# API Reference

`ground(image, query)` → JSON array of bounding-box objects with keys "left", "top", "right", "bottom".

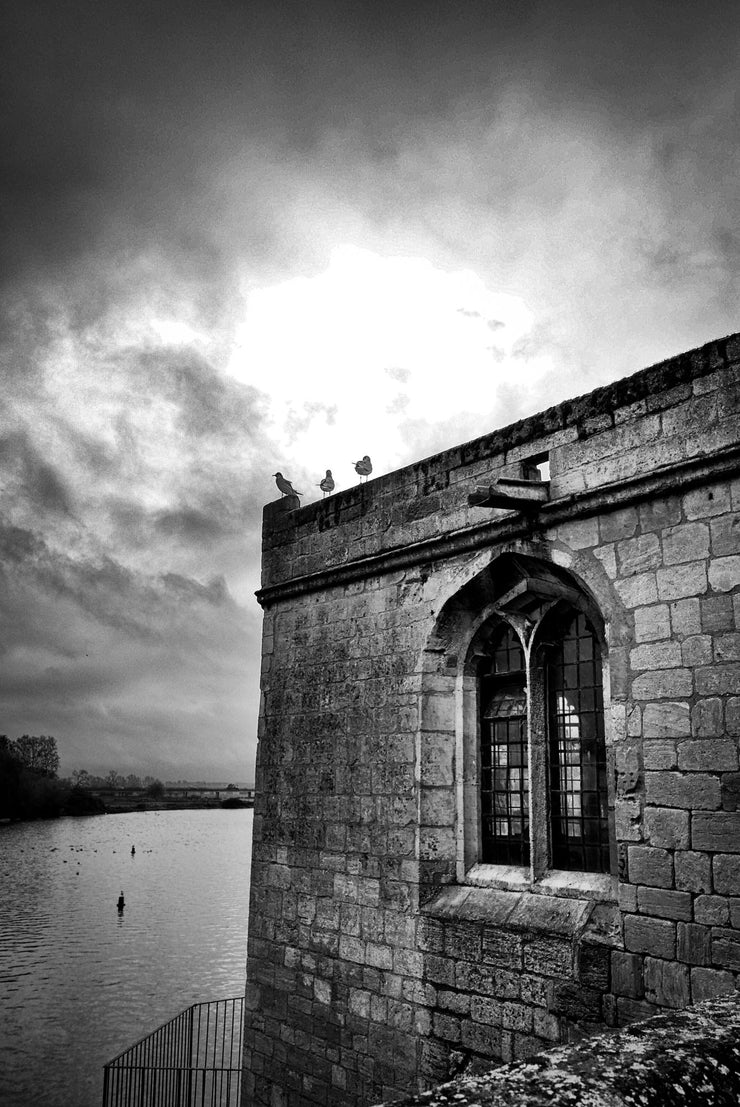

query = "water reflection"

[{"left": 0, "top": 809, "right": 252, "bottom": 1107}]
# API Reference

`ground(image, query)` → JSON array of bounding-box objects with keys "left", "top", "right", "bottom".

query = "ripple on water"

[{"left": 0, "top": 808, "right": 252, "bottom": 1107}]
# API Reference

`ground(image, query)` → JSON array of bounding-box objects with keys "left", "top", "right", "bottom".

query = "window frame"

[{"left": 457, "top": 588, "right": 616, "bottom": 895}]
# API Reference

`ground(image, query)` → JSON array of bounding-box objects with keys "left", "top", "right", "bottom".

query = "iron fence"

[{"left": 102, "top": 996, "right": 243, "bottom": 1107}]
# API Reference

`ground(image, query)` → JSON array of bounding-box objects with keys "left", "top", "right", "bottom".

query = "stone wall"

[{"left": 243, "top": 333, "right": 740, "bottom": 1107}]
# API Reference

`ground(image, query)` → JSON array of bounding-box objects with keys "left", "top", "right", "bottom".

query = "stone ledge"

[
  {"left": 421, "top": 886, "right": 622, "bottom": 942},
  {"left": 376, "top": 994, "right": 740, "bottom": 1106}
]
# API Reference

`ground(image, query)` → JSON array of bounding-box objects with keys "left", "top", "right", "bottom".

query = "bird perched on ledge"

[
  {"left": 274, "top": 472, "right": 302, "bottom": 497},
  {"left": 318, "top": 470, "right": 335, "bottom": 496},
  {"left": 353, "top": 455, "right": 372, "bottom": 481}
]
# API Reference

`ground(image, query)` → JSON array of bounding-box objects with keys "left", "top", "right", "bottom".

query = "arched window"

[{"left": 477, "top": 605, "right": 610, "bottom": 875}]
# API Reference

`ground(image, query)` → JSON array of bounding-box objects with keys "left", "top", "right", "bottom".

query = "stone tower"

[{"left": 243, "top": 334, "right": 740, "bottom": 1106}]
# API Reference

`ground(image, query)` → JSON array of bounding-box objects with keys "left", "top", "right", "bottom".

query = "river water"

[{"left": 0, "top": 808, "right": 253, "bottom": 1107}]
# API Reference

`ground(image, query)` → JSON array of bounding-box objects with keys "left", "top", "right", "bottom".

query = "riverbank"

[{"left": 100, "top": 795, "right": 253, "bottom": 813}]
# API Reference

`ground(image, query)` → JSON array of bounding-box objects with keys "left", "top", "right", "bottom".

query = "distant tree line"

[
  {"left": 71, "top": 769, "right": 165, "bottom": 797},
  {"left": 0, "top": 735, "right": 104, "bottom": 821}
]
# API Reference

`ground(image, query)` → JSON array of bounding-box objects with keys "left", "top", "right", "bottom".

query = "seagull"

[
  {"left": 318, "top": 470, "right": 335, "bottom": 496},
  {"left": 273, "top": 472, "right": 302, "bottom": 497},
  {"left": 353, "top": 455, "right": 372, "bottom": 482}
]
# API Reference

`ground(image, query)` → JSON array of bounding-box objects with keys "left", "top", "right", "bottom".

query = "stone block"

[
  {"left": 632, "top": 669, "right": 693, "bottom": 699},
  {"left": 637, "top": 886, "right": 692, "bottom": 922},
  {"left": 684, "top": 485, "right": 732, "bottom": 519},
  {"left": 425, "top": 955, "right": 456, "bottom": 987},
  {"left": 630, "top": 641, "right": 683, "bottom": 670},
  {"left": 419, "top": 787, "right": 456, "bottom": 826},
  {"left": 642, "top": 701, "right": 689, "bottom": 739},
  {"left": 444, "top": 924, "right": 482, "bottom": 963},
  {"left": 519, "top": 975, "right": 549, "bottom": 1006},
  {"left": 501, "top": 1001, "right": 534, "bottom": 1032},
  {"left": 627, "top": 845, "right": 673, "bottom": 888},
  {"left": 460, "top": 1019, "right": 502, "bottom": 1055},
  {"left": 677, "top": 922, "right": 711, "bottom": 966},
  {"left": 681, "top": 635, "right": 713, "bottom": 666},
  {"left": 576, "top": 943, "right": 611, "bottom": 990},
  {"left": 690, "top": 967, "right": 737, "bottom": 1001},
  {"left": 624, "top": 914, "right": 675, "bottom": 959},
  {"left": 709, "top": 555, "right": 740, "bottom": 592},
  {"left": 679, "top": 739, "right": 737, "bottom": 772},
  {"left": 481, "top": 929, "right": 523, "bottom": 969},
  {"left": 662, "top": 522, "right": 710, "bottom": 566},
  {"left": 634, "top": 604, "right": 671, "bottom": 643},
  {"left": 643, "top": 740, "right": 677, "bottom": 770},
  {"left": 696, "top": 663, "right": 740, "bottom": 696},
  {"left": 420, "top": 733, "right": 454, "bottom": 786},
  {"left": 532, "top": 1009, "right": 561, "bottom": 1041},
  {"left": 691, "top": 698, "right": 725, "bottom": 738},
  {"left": 643, "top": 957, "right": 690, "bottom": 1008},
  {"left": 615, "top": 797, "right": 643, "bottom": 842},
  {"left": 670, "top": 598, "right": 702, "bottom": 636},
  {"left": 713, "top": 854, "right": 740, "bottom": 895},
  {"left": 710, "top": 514, "right": 740, "bottom": 556},
  {"left": 521, "top": 936, "right": 573, "bottom": 977},
  {"left": 674, "top": 850, "right": 712, "bottom": 893},
  {"left": 616, "top": 534, "right": 661, "bottom": 576},
  {"left": 611, "top": 951, "right": 643, "bottom": 998},
  {"left": 692, "top": 811, "right": 740, "bottom": 852},
  {"left": 432, "top": 1012, "right": 461, "bottom": 1043},
  {"left": 561, "top": 517, "right": 600, "bottom": 549},
  {"left": 550, "top": 982, "right": 602, "bottom": 1021},
  {"left": 656, "top": 561, "right": 707, "bottom": 602},
  {"left": 711, "top": 929, "right": 740, "bottom": 971},
  {"left": 645, "top": 771, "right": 721, "bottom": 810},
  {"left": 601, "top": 507, "right": 639, "bottom": 543},
  {"left": 436, "top": 989, "right": 471, "bottom": 1015},
  {"left": 470, "top": 995, "right": 503, "bottom": 1025},
  {"left": 701, "top": 595, "right": 735, "bottom": 634},
  {"left": 728, "top": 698, "right": 740, "bottom": 736},
  {"left": 722, "top": 772, "right": 740, "bottom": 811},
  {"left": 459, "top": 963, "right": 520, "bottom": 999},
  {"left": 694, "top": 895, "right": 730, "bottom": 926},
  {"left": 615, "top": 572, "right": 658, "bottom": 608},
  {"left": 639, "top": 496, "right": 681, "bottom": 534},
  {"left": 716, "top": 633, "right": 740, "bottom": 662}
]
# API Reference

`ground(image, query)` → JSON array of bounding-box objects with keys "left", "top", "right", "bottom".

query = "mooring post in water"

[{"left": 117, "top": 890, "right": 125, "bottom": 912}]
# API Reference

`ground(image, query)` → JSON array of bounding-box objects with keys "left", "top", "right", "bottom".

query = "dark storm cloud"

[
  {"left": 0, "top": 431, "right": 74, "bottom": 516},
  {"left": 2, "top": 0, "right": 739, "bottom": 777},
  {"left": 4, "top": 0, "right": 736, "bottom": 294}
]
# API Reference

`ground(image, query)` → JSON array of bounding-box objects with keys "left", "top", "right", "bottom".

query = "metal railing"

[{"left": 102, "top": 996, "right": 244, "bottom": 1107}]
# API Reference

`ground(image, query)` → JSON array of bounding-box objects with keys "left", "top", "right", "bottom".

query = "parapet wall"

[{"left": 244, "top": 333, "right": 740, "bottom": 1107}]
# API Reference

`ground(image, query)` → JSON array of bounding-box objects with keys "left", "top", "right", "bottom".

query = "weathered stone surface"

[
  {"left": 714, "top": 854, "right": 740, "bottom": 896},
  {"left": 642, "top": 701, "right": 689, "bottom": 739},
  {"left": 643, "top": 957, "right": 690, "bottom": 1008},
  {"left": 375, "top": 996, "right": 740, "bottom": 1107},
  {"left": 692, "top": 812, "right": 740, "bottom": 852},
  {"left": 627, "top": 845, "right": 673, "bottom": 888},
  {"left": 674, "top": 850, "right": 712, "bottom": 894}
]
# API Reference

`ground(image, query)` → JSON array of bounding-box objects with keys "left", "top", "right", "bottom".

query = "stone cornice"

[{"left": 255, "top": 442, "right": 740, "bottom": 608}]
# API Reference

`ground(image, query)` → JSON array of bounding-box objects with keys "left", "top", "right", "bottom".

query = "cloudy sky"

[{"left": 1, "top": 1, "right": 738, "bottom": 781}]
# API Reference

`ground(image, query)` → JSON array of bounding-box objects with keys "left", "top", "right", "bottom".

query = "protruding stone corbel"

[{"left": 468, "top": 478, "right": 550, "bottom": 511}]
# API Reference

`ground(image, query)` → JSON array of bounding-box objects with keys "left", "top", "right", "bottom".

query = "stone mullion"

[{"left": 526, "top": 650, "right": 550, "bottom": 880}]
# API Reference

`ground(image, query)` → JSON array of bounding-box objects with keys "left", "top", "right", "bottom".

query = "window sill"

[
  {"left": 422, "top": 876, "right": 622, "bottom": 946},
  {"left": 465, "top": 863, "right": 616, "bottom": 903}
]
